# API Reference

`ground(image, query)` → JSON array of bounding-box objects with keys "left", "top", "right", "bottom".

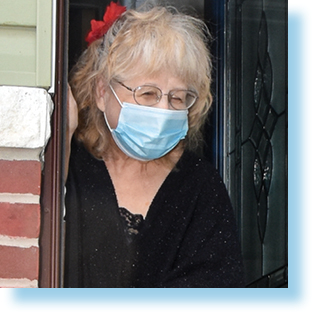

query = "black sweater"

[{"left": 64, "top": 140, "right": 244, "bottom": 287}]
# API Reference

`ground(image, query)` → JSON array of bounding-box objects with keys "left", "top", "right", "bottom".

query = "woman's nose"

[{"left": 155, "top": 94, "right": 171, "bottom": 110}]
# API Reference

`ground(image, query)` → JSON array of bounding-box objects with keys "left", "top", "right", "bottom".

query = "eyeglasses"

[{"left": 114, "top": 81, "right": 198, "bottom": 110}]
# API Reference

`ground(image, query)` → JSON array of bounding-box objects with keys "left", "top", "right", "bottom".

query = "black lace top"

[{"left": 118, "top": 207, "right": 144, "bottom": 244}]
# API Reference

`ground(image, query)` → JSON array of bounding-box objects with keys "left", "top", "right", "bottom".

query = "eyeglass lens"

[{"left": 134, "top": 86, "right": 196, "bottom": 109}]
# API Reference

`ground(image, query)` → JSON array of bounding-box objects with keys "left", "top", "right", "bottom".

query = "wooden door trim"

[{"left": 39, "top": 0, "right": 68, "bottom": 288}]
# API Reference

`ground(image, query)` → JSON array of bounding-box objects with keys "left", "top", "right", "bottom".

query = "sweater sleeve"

[{"left": 161, "top": 169, "right": 245, "bottom": 288}]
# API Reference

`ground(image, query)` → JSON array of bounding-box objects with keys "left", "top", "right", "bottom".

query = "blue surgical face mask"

[{"left": 104, "top": 86, "right": 189, "bottom": 161}]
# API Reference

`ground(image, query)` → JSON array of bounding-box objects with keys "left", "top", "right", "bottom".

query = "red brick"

[
  {"left": 0, "top": 160, "right": 41, "bottom": 195},
  {"left": 0, "top": 203, "right": 40, "bottom": 238},
  {"left": 0, "top": 246, "right": 39, "bottom": 280}
]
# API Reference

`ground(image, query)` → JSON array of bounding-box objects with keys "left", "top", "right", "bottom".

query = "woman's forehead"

[
  {"left": 115, "top": 62, "right": 190, "bottom": 86},
  {"left": 121, "top": 72, "right": 188, "bottom": 89}
]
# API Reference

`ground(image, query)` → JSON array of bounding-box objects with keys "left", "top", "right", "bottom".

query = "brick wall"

[{"left": 0, "top": 86, "right": 53, "bottom": 288}]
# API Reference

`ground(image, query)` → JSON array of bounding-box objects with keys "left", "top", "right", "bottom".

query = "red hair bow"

[{"left": 85, "top": 1, "right": 126, "bottom": 46}]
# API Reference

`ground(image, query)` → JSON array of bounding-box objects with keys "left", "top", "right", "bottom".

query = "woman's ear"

[{"left": 95, "top": 79, "right": 108, "bottom": 112}]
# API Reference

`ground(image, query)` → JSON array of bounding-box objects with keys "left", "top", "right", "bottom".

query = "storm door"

[{"left": 224, "top": 0, "right": 288, "bottom": 287}]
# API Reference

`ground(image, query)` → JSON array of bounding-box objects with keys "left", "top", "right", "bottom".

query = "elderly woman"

[{"left": 65, "top": 2, "right": 244, "bottom": 288}]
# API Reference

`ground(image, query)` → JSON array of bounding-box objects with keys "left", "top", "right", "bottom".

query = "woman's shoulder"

[
  {"left": 70, "top": 137, "right": 92, "bottom": 160},
  {"left": 178, "top": 150, "right": 223, "bottom": 185},
  {"left": 177, "top": 150, "right": 232, "bottom": 209},
  {"left": 67, "top": 138, "right": 108, "bottom": 188},
  {"left": 69, "top": 138, "right": 103, "bottom": 169}
]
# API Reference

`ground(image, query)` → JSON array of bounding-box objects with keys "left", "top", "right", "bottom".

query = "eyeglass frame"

[{"left": 112, "top": 80, "right": 198, "bottom": 110}]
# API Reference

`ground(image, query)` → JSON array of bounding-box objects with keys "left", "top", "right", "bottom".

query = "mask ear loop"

[
  {"left": 109, "top": 84, "right": 124, "bottom": 107},
  {"left": 103, "top": 111, "right": 113, "bottom": 132},
  {"left": 103, "top": 84, "right": 124, "bottom": 132}
]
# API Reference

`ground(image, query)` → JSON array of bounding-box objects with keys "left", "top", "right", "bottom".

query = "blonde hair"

[{"left": 70, "top": 5, "right": 212, "bottom": 160}]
